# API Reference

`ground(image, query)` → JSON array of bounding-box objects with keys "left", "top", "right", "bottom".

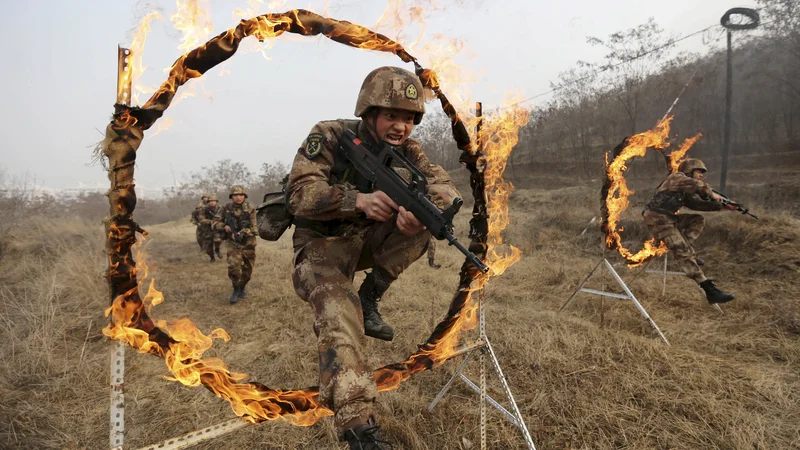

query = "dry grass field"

[{"left": 1, "top": 156, "right": 799, "bottom": 449}]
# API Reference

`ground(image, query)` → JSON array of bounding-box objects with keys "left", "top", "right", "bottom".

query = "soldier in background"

[
  {"left": 201, "top": 193, "right": 210, "bottom": 206},
  {"left": 207, "top": 194, "right": 225, "bottom": 260},
  {"left": 199, "top": 194, "right": 222, "bottom": 262},
  {"left": 643, "top": 158, "right": 738, "bottom": 304},
  {"left": 215, "top": 185, "right": 257, "bottom": 304},
  {"left": 286, "top": 66, "right": 460, "bottom": 449},
  {"left": 190, "top": 201, "right": 205, "bottom": 250},
  {"left": 427, "top": 237, "right": 441, "bottom": 269}
]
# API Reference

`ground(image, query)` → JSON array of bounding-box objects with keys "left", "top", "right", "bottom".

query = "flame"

[
  {"left": 669, "top": 133, "right": 701, "bottom": 173},
  {"left": 108, "top": 3, "right": 530, "bottom": 425},
  {"left": 129, "top": 11, "right": 164, "bottom": 105},
  {"left": 171, "top": 0, "right": 214, "bottom": 54},
  {"left": 103, "top": 237, "right": 332, "bottom": 425},
  {"left": 604, "top": 117, "right": 701, "bottom": 265},
  {"left": 148, "top": 117, "right": 176, "bottom": 138}
]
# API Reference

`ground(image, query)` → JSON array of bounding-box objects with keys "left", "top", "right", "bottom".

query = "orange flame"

[
  {"left": 605, "top": 117, "right": 702, "bottom": 265},
  {"left": 109, "top": 3, "right": 530, "bottom": 424},
  {"left": 103, "top": 238, "right": 332, "bottom": 425},
  {"left": 129, "top": 11, "right": 164, "bottom": 105}
]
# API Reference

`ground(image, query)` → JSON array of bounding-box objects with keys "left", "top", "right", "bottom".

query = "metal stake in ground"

[
  {"left": 109, "top": 45, "right": 132, "bottom": 450},
  {"left": 428, "top": 102, "right": 537, "bottom": 450}
]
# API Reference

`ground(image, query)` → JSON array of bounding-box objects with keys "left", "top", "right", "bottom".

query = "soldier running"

[
  {"left": 190, "top": 201, "right": 205, "bottom": 250},
  {"left": 215, "top": 185, "right": 257, "bottom": 304},
  {"left": 200, "top": 194, "right": 222, "bottom": 262}
]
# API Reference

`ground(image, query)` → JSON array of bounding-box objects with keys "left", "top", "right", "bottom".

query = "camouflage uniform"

[
  {"left": 200, "top": 195, "right": 223, "bottom": 261},
  {"left": 286, "top": 67, "right": 460, "bottom": 433},
  {"left": 190, "top": 202, "right": 205, "bottom": 250},
  {"left": 427, "top": 237, "right": 440, "bottom": 268},
  {"left": 215, "top": 186, "right": 258, "bottom": 299},
  {"left": 643, "top": 160, "right": 723, "bottom": 283}
]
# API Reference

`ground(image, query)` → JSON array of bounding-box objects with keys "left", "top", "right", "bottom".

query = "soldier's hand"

[
  {"left": 224, "top": 225, "right": 232, "bottom": 233},
  {"left": 723, "top": 203, "right": 738, "bottom": 211},
  {"left": 356, "top": 191, "right": 398, "bottom": 222},
  {"left": 397, "top": 206, "right": 426, "bottom": 236}
]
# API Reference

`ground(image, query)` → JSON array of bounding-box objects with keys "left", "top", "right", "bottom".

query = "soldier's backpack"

[{"left": 256, "top": 177, "right": 294, "bottom": 241}]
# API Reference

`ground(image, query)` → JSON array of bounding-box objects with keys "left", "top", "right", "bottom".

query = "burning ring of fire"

[
  {"left": 99, "top": 8, "right": 527, "bottom": 426},
  {"left": 602, "top": 117, "right": 700, "bottom": 266}
]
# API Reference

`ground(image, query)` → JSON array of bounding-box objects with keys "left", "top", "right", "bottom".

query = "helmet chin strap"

[{"left": 363, "top": 109, "right": 386, "bottom": 150}]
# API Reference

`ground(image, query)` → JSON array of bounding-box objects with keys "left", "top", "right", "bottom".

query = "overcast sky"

[{"left": 0, "top": 0, "right": 755, "bottom": 190}]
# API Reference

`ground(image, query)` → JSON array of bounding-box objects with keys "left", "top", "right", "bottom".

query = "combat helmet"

[
  {"left": 229, "top": 185, "right": 248, "bottom": 199},
  {"left": 678, "top": 158, "right": 707, "bottom": 175},
  {"left": 208, "top": 193, "right": 219, "bottom": 202},
  {"left": 354, "top": 66, "right": 425, "bottom": 124}
]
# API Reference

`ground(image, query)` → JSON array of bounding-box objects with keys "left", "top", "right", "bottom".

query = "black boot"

[
  {"left": 238, "top": 284, "right": 248, "bottom": 299},
  {"left": 429, "top": 261, "right": 441, "bottom": 269},
  {"left": 215, "top": 247, "right": 223, "bottom": 259},
  {"left": 358, "top": 271, "right": 394, "bottom": 341},
  {"left": 699, "top": 280, "right": 735, "bottom": 304},
  {"left": 229, "top": 287, "right": 240, "bottom": 304},
  {"left": 343, "top": 418, "right": 392, "bottom": 450}
]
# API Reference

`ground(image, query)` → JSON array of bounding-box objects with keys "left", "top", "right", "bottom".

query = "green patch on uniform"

[
  {"left": 304, "top": 132, "right": 325, "bottom": 159},
  {"left": 405, "top": 83, "right": 418, "bottom": 99}
]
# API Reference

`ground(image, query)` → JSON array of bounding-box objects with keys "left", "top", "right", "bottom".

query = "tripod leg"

[
  {"left": 485, "top": 338, "right": 537, "bottom": 450},
  {"left": 428, "top": 348, "right": 478, "bottom": 411},
  {"left": 559, "top": 259, "right": 604, "bottom": 312}
]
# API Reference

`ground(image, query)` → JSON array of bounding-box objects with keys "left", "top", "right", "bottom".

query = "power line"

[
  {"left": 500, "top": 23, "right": 725, "bottom": 110},
  {"left": 498, "top": 17, "right": 777, "bottom": 111}
]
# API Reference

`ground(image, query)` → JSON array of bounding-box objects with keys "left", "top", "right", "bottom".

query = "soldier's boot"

[
  {"left": 229, "top": 287, "right": 240, "bottom": 305},
  {"left": 358, "top": 271, "right": 394, "bottom": 341},
  {"left": 215, "top": 246, "right": 223, "bottom": 260},
  {"left": 209, "top": 253, "right": 216, "bottom": 263},
  {"left": 343, "top": 418, "right": 391, "bottom": 450},
  {"left": 696, "top": 256, "right": 705, "bottom": 266},
  {"left": 699, "top": 280, "right": 735, "bottom": 304},
  {"left": 428, "top": 260, "right": 441, "bottom": 269},
  {"left": 238, "top": 283, "right": 248, "bottom": 299}
]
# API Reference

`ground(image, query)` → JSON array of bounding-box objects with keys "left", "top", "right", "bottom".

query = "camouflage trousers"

[
  {"left": 291, "top": 217, "right": 430, "bottom": 430},
  {"left": 226, "top": 236, "right": 256, "bottom": 288},
  {"left": 643, "top": 211, "right": 707, "bottom": 282},
  {"left": 195, "top": 226, "right": 204, "bottom": 250},
  {"left": 427, "top": 237, "right": 437, "bottom": 265},
  {"left": 200, "top": 225, "right": 223, "bottom": 257}
]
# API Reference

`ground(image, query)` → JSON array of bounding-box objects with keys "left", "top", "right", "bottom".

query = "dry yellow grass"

[{"left": 1, "top": 173, "right": 799, "bottom": 449}]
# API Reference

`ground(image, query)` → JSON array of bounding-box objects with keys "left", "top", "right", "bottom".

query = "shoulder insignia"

[{"left": 305, "top": 132, "right": 325, "bottom": 159}]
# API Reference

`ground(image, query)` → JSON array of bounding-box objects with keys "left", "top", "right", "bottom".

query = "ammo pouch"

[
  {"left": 645, "top": 190, "right": 683, "bottom": 215},
  {"left": 256, "top": 189, "right": 293, "bottom": 241}
]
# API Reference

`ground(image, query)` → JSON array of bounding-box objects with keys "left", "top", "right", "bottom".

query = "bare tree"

[{"left": 587, "top": 18, "right": 675, "bottom": 135}]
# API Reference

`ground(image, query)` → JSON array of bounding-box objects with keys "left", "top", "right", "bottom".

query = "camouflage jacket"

[
  {"left": 286, "top": 119, "right": 460, "bottom": 231},
  {"left": 214, "top": 201, "right": 257, "bottom": 238},
  {"left": 200, "top": 204, "right": 222, "bottom": 226},
  {"left": 190, "top": 208, "right": 202, "bottom": 225},
  {"left": 645, "top": 172, "right": 723, "bottom": 215}
]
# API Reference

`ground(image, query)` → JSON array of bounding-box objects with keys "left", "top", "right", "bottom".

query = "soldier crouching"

[
  {"left": 215, "top": 185, "right": 258, "bottom": 304},
  {"left": 286, "top": 66, "right": 460, "bottom": 449}
]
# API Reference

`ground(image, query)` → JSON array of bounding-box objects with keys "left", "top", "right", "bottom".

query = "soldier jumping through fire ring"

[
  {"left": 285, "top": 66, "right": 461, "bottom": 449},
  {"left": 642, "top": 158, "right": 738, "bottom": 304}
]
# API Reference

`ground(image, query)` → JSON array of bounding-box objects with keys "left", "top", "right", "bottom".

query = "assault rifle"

[
  {"left": 713, "top": 189, "right": 759, "bottom": 220},
  {"left": 339, "top": 129, "right": 489, "bottom": 274},
  {"left": 224, "top": 209, "right": 244, "bottom": 244}
]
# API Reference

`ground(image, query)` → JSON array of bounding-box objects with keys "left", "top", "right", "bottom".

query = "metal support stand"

[
  {"left": 428, "top": 292, "right": 537, "bottom": 449},
  {"left": 560, "top": 258, "right": 670, "bottom": 345},
  {"left": 110, "top": 342, "right": 126, "bottom": 450}
]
